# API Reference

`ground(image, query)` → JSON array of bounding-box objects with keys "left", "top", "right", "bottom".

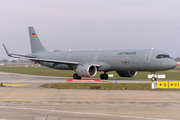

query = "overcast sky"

[{"left": 0, "top": 0, "right": 180, "bottom": 59}]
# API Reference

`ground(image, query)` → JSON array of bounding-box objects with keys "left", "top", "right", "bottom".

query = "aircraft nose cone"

[{"left": 169, "top": 60, "right": 177, "bottom": 69}]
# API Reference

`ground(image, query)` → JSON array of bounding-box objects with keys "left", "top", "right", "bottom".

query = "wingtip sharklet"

[
  {"left": 3, "top": 44, "right": 22, "bottom": 58},
  {"left": 3, "top": 44, "right": 11, "bottom": 57}
]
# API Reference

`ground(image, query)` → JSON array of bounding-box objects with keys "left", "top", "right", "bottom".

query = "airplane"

[{"left": 3, "top": 27, "right": 177, "bottom": 81}]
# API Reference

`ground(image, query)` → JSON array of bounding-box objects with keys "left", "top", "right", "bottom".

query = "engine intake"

[
  {"left": 76, "top": 64, "right": 97, "bottom": 77},
  {"left": 116, "top": 71, "right": 137, "bottom": 77}
]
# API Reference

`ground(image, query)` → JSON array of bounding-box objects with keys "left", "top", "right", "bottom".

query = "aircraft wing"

[
  {"left": 3, "top": 44, "right": 35, "bottom": 58},
  {"left": 3, "top": 44, "right": 100, "bottom": 66},
  {"left": 28, "top": 58, "right": 80, "bottom": 65},
  {"left": 28, "top": 58, "right": 101, "bottom": 67}
]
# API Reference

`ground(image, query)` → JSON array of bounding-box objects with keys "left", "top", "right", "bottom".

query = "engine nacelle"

[
  {"left": 76, "top": 64, "right": 97, "bottom": 77},
  {"left": 116, "top": 71, "right": 137, "bottom": 77}
]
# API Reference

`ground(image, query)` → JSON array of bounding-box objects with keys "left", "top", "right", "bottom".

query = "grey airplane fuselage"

[
  {"left": 29, "top": 49, "right": 176, "bottom": 72},
  {"left": 4, "top": 27, "right": 177, "bottom": 80}
]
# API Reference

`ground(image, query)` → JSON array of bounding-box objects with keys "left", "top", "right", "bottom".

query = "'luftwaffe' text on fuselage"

[{"left": 118, "top": 52, "right": 137, "bottom": 55}]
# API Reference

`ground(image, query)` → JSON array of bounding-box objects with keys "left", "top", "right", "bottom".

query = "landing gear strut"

[
  {"left": 151, "top": 71, "right": 157, "bottom": 81},
  {"left": 73, "top": 74, "right": 81, "bottom": 79},
  {"left": 100, "top": 73, "right": 108, "bottom": 80}
]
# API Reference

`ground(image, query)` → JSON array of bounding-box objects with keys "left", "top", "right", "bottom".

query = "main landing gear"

[
  {"left": 100, "top": 73, "right": 108, "bottom": 80},
  {"left": 73, "top": 73, "right": 82, "bottom": 79},
  {"left": 151, "top": 71, "right": 157, "bottom": 81}
]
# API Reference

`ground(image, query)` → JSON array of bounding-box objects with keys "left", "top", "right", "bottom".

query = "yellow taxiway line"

[
  {"left": 103, "top": 80, "right": 115, "bottom": 83},
  {"left": 1, "top": 77, "right": 31, "bottom": 86},
  {"left": 10, "top": 77, "right": 31, "bottom": 84},
  {"left": 3, "top": 84, "right": 29, "bottom": 86}
]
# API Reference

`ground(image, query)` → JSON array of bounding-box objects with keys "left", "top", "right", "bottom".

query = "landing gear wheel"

[
  {"left": 100, "top": 74, "right": 108, "bottom": 80},
  {"left": 104, "top": 74, "right": 108, "bottom": 80},
  {"left": 73, "top": 74, "right": 81, "bottom": 79},
  {"left": 100, "top": 74, "right": 104, "bottom": 79},
  {"left": 151, "top": 77, "right": 157, "bottom": 81}
]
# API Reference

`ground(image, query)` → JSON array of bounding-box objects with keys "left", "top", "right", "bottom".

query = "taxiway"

[{"left": 0, "top": 72, "right": 180, "bottom": 120}]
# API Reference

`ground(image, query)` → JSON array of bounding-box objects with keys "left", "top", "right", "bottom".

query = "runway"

[{"left": 0, "top": 72, "right": 180, "bottom": 120}]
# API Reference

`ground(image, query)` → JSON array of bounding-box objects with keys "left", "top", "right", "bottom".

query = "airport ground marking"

[
  {"left": 0, "top": 99, "right": 116, "bottom": 106},
  {"left": 0, "top": 73, "right": 31, "bottom": 85},
  {"left": 144, "top": 80, "right": 152, "bottom": 82},
  {"left": 2, "top": 99, "right": 178, "bottom": 107},
  {"left": 2, "top": 84, "right": 29, "bottom": 86},
  {"left": 168, "top": 82, "right": 180, "bottom": 88},
  {"left": 157, "top": 81, "right": 180, "bottom": 88},
  {"left": 10, "top": 77, "right": 31, "bottom": 84},
  {"left": 157, "top": 82, "right": 169, "bottom": 88},
  {"left": 0, "top": 99, "right": 90, "bottom": 105},
  {"left": 0, "top": 106, "right": 172, "bottom": 120},
  {"left": 2, "top": 76, "right": 31, "bottom": 86},
  {"left": 103, "top": 80, "right": 114, "bottom": 83}
]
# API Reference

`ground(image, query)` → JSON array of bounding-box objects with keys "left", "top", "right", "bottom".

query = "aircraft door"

[
  {"left": 94, "top": 54, "right": 98, "bottom": 61},
  {"left": 40, "top": 53, "right": 44, "bottom": 58},
  {"left": 67, "top": 54, "right": 72, "bottom": 61},
  {"left": 145, "top": 51, "right": 152, "bottom": 63}
]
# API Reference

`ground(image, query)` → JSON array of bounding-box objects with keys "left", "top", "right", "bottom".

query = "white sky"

[{"left": 0, "top": 0, "right": 180, "bottom": 59}]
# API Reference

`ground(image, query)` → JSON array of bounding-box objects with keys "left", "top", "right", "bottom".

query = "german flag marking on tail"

[{"left": 32, "top": 33, "right": 35, "bottom": 37}]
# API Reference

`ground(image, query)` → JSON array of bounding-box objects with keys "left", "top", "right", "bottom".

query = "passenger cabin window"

[{"left": 156, "top": 54, "right": 170, "bottom": 59}]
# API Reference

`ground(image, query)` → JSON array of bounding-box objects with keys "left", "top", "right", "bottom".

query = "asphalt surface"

[
  {"left": 173, "top": 68, "right": 180, "bottom": 70},
  {"left": 0, "top": 72, "right": 180, "bottom": 120}
]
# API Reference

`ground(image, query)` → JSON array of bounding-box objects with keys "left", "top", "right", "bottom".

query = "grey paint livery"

[{"left": 3, "top": 27, "right": 177, "bottom": 80}]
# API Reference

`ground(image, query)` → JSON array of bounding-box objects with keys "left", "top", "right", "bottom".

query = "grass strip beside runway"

[{"left": 41, "top": 83, "right": 180, "bottom": 90}]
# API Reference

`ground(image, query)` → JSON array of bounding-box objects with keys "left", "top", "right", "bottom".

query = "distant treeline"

[
  {"left": 0, "top": 59, "right": 32, "bottom": 63},
  {"left": 174, "top": 57, "right": 180, "bottom": 61}
]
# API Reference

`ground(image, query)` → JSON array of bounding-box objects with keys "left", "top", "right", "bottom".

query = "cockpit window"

[{"left": 156, "top": 54, "right": 170, "bottom": 59}]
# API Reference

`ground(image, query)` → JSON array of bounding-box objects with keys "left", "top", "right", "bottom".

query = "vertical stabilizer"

[{"left": 28, "top": 27, "right": 47, "bottom": 53}]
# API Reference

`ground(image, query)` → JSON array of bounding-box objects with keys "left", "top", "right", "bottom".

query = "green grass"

[
  {"left": 41, "top": 83, "right": 180, "bottom": 91},
  {"left": 0, "top": 66, "right": 179, "bottom": 80},
  {"left": 41, "top": 83, "right": 151, "bottom": 90},
  {"left": 0, "top": 66, "right": 75, "bottom": 77}
]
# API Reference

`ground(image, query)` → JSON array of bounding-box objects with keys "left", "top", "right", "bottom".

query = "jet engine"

[
  {"left": 116, "top": 71, "right": 137, "bottom": 77},
  {"left": 76, "top": 64, "right": 97, "bottom": 77}
]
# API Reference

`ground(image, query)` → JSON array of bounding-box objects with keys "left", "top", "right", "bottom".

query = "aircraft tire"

[
  {"left": 100, "top": 74, "right": 104, "bottom": 79},
  {"left": 100, "top": 74, "right": 108, "bottom": 80},
  {"left": 73, "top": 74, "right": 81, "bottom": 79},
  {"left": 104, "top": 74, "right": 108, "bottom": 80}
]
